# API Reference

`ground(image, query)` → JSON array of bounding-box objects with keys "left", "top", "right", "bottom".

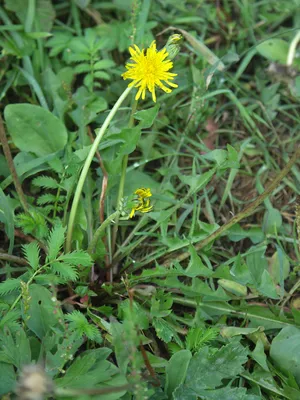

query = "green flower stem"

[
  {"left": 66, "top": 86, "right": 132, "bottom": 252},
  {"left": 111, "top": 99, "right": 138, "bottom": 254},
  {"left": 87, "top": 210, "right": 120, "bottom": 254}
]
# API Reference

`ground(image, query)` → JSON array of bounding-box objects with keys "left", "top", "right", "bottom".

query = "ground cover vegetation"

[{"left": 1, "top": 0, "right": 300, "bottom": 399}]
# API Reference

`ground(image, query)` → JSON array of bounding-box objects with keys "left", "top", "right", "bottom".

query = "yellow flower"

[
  {"left": 122, "top": 41, "right": 178, "bottom": 102},
  {"left": 129, "top": 188, "right": 153, "bottom": 218}
]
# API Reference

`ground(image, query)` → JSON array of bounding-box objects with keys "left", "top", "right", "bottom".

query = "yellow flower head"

[
  {"left": 129, "top": 188, "right": 153, "bottom": 218},
  {"left": 122, "top": 41, "right": 178, "bottom": 102}
]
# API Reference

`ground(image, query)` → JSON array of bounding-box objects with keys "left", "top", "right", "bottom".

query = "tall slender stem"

[
  {"left": 111, "top": 99, "right": 138, "bottom": 254},
  {"left": 65, "top": 87, "right": 132, "bottom": 252},
  {"left": 87, "top": 210, "right": 120, "bottom": 254}
]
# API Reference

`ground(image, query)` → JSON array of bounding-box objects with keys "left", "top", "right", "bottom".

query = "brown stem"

[
  {"left": 14, "top": 228, "right": 47, "bottom": 252},
  {"left": 87, "top": 127, "right": 108, "bottom": 224},
  {"left": 0, "top": 114, "right": 28, "bottom": 212},
  {"left": 162, "top": 146, "right": 300, "bottom": 267},
  {"left": 87, "top": 127, "right": 110, "bottom": 279},
  {"left": 139, "top": 340, "right": 160, "bottom": 387},
  {"left": 0, "top": 252, "right": 28, "bottom": 265}
]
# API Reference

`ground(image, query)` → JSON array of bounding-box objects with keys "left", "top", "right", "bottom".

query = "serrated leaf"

[
  {"left": 65, "top": 310, "right": 102, "bottom": 342},
  {"left": 152, "top": 318, "right": 182, "bottom": 345},
  {"left": 51, "top": 262, "right": 79, "bottom": 282},
  {"left": 58, "top": 250, "right": 92, "bottom": 267},
  {"left": 94, "top": 71, "right": 110, "bottom": 80},
  {"left": 32, "top": 175, "right": 59, "bottom": 189},
  {"left": 15, "top": 211, "right": 48, "bottom": 240},
  {"left": 47, "top": 224, "right": 66, "bottom": 262},
  {"left": 186, "top": 327, "right": 219, "bottom": 352},
  {"left": 94, "top": 59, "right": 115, "bottom": 70},
  {"left": 0, "top": 309, "right": 21, "bottom": 332},
  {"left": 181, "top": 342, "right": 248, "bottom": 391},
  {"left": 74, "top": 63, "right": 91, "bottom": 74},
  {"left": 0, "top": 279, "right": 21, "bottom": 296},
  {"left": 22, "top": 242, "right": 40, "bottom": 270},
  {"left": 37, "top": 193, "right": 58, "bottom": 205}
]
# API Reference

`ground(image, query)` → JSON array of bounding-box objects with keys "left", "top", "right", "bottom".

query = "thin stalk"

[
  {"left": 0, "top": 115, "right": 28, "bottom": 212},
  {"left": 65, "top": 87, "right": 132, "bottom": 252},
  {"left": 172, "top": 296, "right": 298, "bottom": 328},
  {"left": 111, "top": 99, "right": 138, "bottom": 254},
  {"left": 87, "top": 210, "right": 120, "bottom": 254},
  {"left": 287, "top": 30, "right": 300, "bottom": 66}
]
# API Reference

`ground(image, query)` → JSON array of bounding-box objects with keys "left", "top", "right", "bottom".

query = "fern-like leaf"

[
  {"left": 37, "top": 193, "right": 57, "bottom": 205},
  {"left": 0, "top": 309, "right": 21, "bottom": 332},
  {"left": 65, "top": 310, "right": 102, "bottom": 343},
  {"left": 22, "top": 242, "right": 40, "bottom": 270},
  {"left": 0, "top": 279, "right": 21, "bottom": 295},
  {"left": 15, "top": 212, "right": 48, "bottom": 239},
  {"left": 51, "top": 262, "right": 78, "bottom": 282},
  {"left": 32, "top": 175, "right": 59, "bottom": 189},
  {"left": 58, "top": 250, "right": 92, "bottom": 267},
  {"left": 186, "top": 327, "right": 219, "bottom": 353},
  {"left": 47, "top": 224, "right": 66, "bottom": 262}
]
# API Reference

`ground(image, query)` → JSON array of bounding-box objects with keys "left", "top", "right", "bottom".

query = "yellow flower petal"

[{"left": 122, "top": 41, "right": 177, "bottom": 102}]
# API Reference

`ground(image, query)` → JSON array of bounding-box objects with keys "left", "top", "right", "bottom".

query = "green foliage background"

[{"left": 1, "top": 0, "right": 300, "bottom": 399}]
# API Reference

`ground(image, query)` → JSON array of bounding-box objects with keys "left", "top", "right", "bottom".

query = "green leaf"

[
  {"left": 32, "top": 175, "right": 59, "bottom": 189},
  {"left": 179, "top": 168, "right": 216, "bottom": 191},
  {"left": 4, "top": 104, "right": 68, "bottom": 156},
  {"left": 0, "top": 362, "right": 16, "bottom": 396},
  {"left": 185, "top": 245, "right": 213, "bottom": 278},
  {"left": 186, "top": 327, "right": 219, "bottom": 352},
  {"left": 0, "top": 310, "right": 21, "bottom": 332},
  {"left": 106, "top": 127, "right": 142, "bottom": 175},
  {"left": 152, "top": 318, "right": 182, "bottom": 345},
  {"left": 51, "top": 262, "right": 79, "bottom": 282},
  {"left": 220, "top": 326, "right": 262, "bottom": 339},
  {"left": 5, "top": 0, "right": 55, "bottom": 32},
  {"left": 22, "top": 242, "right": 40, "bottom": 270},
  {"left": 177, "top": 342, "right": 248, "bottom": 392},
  {"left": 270, "top": 326, "right": 300, "bottom": 385},
  {"left": 54, "top": 348, "right": 127, "bottom": 396},
  {"left": 258, "top": 270, "right": 278, "bottom": 299},
  {"left": 0, "top": 279, "right": 21, "bottom": 296},
  {"left": 15, "top": 211, "right": 48, "bottom": 240},
  {"left": 47, "top": 224, "right": 66, "bottom": 262},
  {"left": 37, "top": 193, "right": 57, "bottom": 205},
  {"left": 263, "top": 207, "right": 282, "bottom": 235},
  {"left": 24, "top": 284, "right": 62, "bottom": 339},
  {"left": 94, "top": 59, "right": 115, "bottom": 70},
  {"left": 134, "top": 104, "right": 160, "bottom": 129},
  {"left": 256, "top": 39, "right": 289, "bottom": 64},
  {"left": 65, "top": 311, "right": 102, "bottom": 342},
  {"left": 174, "top": 386, "right": 260, "bottom": 400},
  {"left": 165, "top": 350, "right": 192, "bottom": 398},
  {"left": 0, "top": 188, "right": 14, "bottom": 253},
  {"left": 57, "top": 250, "right": 92, "bottom": 267},
  {"left": 251, "top": 339, "right": 269, "bottom": 372},
  {"left": 227, "top": 224, "right": 264, "bottom": 244}
]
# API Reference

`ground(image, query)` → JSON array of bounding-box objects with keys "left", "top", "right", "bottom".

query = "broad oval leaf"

[{"left": 4, "top": 104, "right": 68, "bottom": 156}]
